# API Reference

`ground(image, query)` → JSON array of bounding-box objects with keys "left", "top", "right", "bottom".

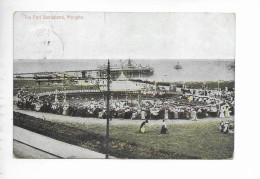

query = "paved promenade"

[{"left": 14, "top": 126, "right": 113, "bottom": 159}]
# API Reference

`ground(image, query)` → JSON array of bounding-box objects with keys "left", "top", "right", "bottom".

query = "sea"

[{"left": 14, "top": 59, "right": 235, "bottom": 82}]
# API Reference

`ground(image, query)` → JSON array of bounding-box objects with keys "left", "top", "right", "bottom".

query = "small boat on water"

[{"left": 174, "top": 61, "right": 182, "bottom": 70}]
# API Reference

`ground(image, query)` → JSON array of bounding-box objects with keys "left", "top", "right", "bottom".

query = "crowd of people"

[
  {"left": 14, "top": 87, "right": 235, "bottom": 121},
  {"left": 218, "top": 121, "right": 234, "bottom": 134}
]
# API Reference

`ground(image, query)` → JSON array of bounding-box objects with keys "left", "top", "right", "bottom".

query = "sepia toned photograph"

[{"left": 13, "top": 12, "right": 235, "bottom": 159}]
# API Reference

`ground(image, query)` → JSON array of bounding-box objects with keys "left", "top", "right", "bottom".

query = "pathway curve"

[{"left": 14, "top": 106, "right": 234, "bottom": 126}]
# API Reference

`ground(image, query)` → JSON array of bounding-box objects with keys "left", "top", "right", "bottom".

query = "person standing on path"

[
  {"left": 165, "top": 109, "right": 169, "bottom": 120},
  {"left": 220, "top": 106, "right": 225, "bottom": 118},
  {"left": 141, "top": 110, "right": 146, "bottom": 120},
  {"left": 191, "top": 109, "right": 198, "bottom": 121},
  {"left": 225, "top": 105, "right": 230, "bottom": 117}
]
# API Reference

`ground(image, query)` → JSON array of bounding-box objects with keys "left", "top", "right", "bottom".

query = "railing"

[
  {"left": 36, "top": 89, "right": 102, "bottom": 97},
  {"left": 35, "top": 89, "right": 179, "bottom": 97}
]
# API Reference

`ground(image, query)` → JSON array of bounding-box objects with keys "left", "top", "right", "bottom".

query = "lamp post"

[
  {"left": 38, "top": 81, "right": 41, "bottom": 93},
  {"left": 105, "top": 59, "right": 110, "bottom": 159}
]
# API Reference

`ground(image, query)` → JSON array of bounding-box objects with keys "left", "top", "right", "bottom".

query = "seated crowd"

[{"left": 15, "top": 88, "right": 235, "bottom": 120}]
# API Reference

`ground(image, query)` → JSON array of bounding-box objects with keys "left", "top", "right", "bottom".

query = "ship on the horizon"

[{"left": 174, "top": 61, "right": 182, "bottom": 70}]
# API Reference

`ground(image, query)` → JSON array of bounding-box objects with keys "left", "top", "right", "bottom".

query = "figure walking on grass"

[
  {"left": 160, "top": 119, "right": 169, "bottom": 134},
  {"left": 140, "top": 119, "right": 148, "bottom": 133}
]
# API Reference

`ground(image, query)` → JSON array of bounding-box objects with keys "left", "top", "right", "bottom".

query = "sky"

[
  {"left": 14, "top": 12, "right": 235, "bottom": 60},
  {"left": 13, "top": 12, "right": 235, "bottom": 81}
]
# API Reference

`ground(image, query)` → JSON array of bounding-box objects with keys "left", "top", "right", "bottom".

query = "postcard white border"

[{"left": 1, "top": 0, "right": 260, "bottom": 179}]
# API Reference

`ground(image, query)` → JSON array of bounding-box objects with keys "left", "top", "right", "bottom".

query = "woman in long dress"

[
  {"left": 160, "top": 119, "right": 168, "bottom": 134},
  {"left": 225, "top": 106, "right": 230, "bottom": 117},
  {"left": 174, "top": 109, "right": 178, "bottom": 119},
  {"left": 140, "top": 119, "right": 148, "bottom": 133},
  {"left": 165, "top": 109, "right": 169, "bottom": 120},
  {"left": 191, "top": 109, "right": 198, "bottom": 121},
  {"left": 219, "top": 106, "right": 225, "bottom": 118},
  {"left": 141, "top": 110, "right": 146, "bottom": 120}
]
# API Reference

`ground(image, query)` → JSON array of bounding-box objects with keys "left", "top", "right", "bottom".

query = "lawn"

[
  {"left": 13, "top": 79, "right": 98, "bottom": 95},
  {"left": 13, "top": 111, "right": 234, "bottom": 159},
  {"left": 55, "top": 119, "right": 234, "bottom": 159}
]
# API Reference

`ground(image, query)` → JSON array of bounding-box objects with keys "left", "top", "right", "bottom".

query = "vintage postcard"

[{"left": 13, "top": 12, "right": 235, "bottom": 159}]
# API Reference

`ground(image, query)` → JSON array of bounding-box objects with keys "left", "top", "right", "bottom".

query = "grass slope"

[{"left": 56, "top": 119, "right": 234, "bottom": 159}]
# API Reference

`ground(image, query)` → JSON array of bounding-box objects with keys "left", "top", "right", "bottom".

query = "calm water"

[{"left": 14, "top": 59, "right": 234, "bottom": 82}]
